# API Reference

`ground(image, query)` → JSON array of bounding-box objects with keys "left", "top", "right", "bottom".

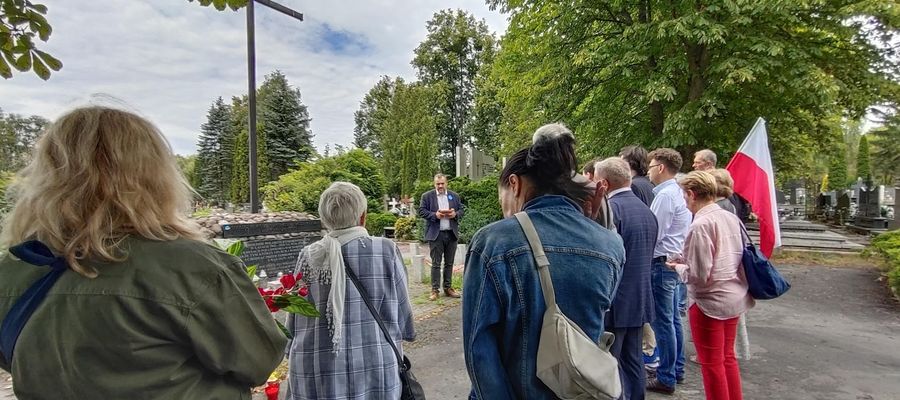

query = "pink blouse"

[{"left": 674, "top": 203, "right": 755, "bottom": 319}]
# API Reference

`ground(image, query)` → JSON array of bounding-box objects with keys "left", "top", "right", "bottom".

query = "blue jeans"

[{"left": 651, "top": 259, "right": 685, "bottom": 387}]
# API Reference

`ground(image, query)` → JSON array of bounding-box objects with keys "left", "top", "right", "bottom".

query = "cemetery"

[{"left": 2, "top": 1, "right": 900, "bottom": 400}]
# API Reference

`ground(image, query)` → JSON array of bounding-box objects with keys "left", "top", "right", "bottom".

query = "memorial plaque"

[
  {"left": 221, "top": 220, "right": 322, "bottom": 238},
  {"left": 239, "top": 235, "right": 322, "bottom": 277}
]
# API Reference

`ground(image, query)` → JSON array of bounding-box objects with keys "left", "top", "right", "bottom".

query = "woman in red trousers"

[{"left": 667, "top": 171, "right": 755, "bottom": 400}]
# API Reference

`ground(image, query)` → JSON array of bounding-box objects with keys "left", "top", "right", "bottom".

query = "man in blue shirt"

[{"left": 646, "top": 148, "right": 692, "bottom": 395}]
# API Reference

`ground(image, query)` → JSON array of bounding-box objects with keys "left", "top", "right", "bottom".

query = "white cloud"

[{"left": 0, "top": 0, "right": 509, "bottom": 155}]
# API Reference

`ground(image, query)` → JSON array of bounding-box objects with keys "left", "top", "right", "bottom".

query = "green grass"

[{"left": 771, "top": 250, "right": 873, "bottom": 268}]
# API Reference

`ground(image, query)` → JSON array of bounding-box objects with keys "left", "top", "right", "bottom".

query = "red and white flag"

[{"left": 726, "top": 118, "right": 782, "bottom": 257}]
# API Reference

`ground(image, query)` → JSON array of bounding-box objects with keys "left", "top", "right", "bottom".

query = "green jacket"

[{"left": 0, "top": 237, "right": 287, "bottom": 399}]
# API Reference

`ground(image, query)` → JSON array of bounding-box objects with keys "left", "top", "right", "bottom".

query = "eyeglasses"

[{"left": 648, "top": 163, "right": 663, "bottom": 170}]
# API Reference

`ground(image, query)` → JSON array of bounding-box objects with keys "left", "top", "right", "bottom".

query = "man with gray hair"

[
  {"left": 419, "top": 173, "right": 465, "bottom": 301},
  {"left": 692, "top": 149, "right": 717, "bottom": 171},
  {"left": 594, "top": 158, "right": 658, "bottom": 400}
]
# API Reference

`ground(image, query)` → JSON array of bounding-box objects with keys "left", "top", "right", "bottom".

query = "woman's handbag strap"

[{"left": 514, "top": 212, "right": 557, "bottom": 309}]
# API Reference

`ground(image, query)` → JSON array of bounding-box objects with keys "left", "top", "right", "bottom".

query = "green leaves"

[
  {"left": 274, "top": 295, "right": 321, "bottom": 317},
  {"left": 187, "top": 0, "right": 248, "bottom": 12},
  {"left": 0, "top": 1, "right": 61, "bottom": 80}
]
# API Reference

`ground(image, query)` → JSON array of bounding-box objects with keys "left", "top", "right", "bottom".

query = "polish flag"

[{"left": 726, "top": 118, "right": 782, "bottom": 257}]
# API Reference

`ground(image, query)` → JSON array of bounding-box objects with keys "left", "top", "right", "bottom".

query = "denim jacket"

[{"left": 462, "top": 195, "right": 625, "bottom": 399}]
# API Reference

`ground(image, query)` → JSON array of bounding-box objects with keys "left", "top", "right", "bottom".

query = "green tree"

[
  {"left": 378, "top": 81, "right": 440, "bottom": 195},
  {"left": 857, "top": 134, "right": 871, "bottom": 184},
  {"left": 175, "top": 154, "right": 200, "bottom": 190},
  {"left": 412, "top": 9, "right": 498, "bottom": 174},
  {"left": 869, "top": 111, "right": 900, "bottom": 185},
  {"left": 187, "top": 0, "right": 247, "bottom": 11},
  {"left": 195, "top": 98, "right": 233, "bottom": 204},
  {"left": 0, "top": 108, "right": 48, "bottom": 171},
  {"left": 828, "top": 144, "right": 849, "bottom": 191},
  {"left": 0, "top": 1, "right": 61, "bottom": 80},
  {"left": 264, "top": 149, "right": 385, "bottom": 213},
  {"left": 229, "top": 95, "right": 269, "bottom": 205},
  {"left": 353, "top": 76, "right": 396, "bottom": 156},
  {"left": 258, "top": 71, "right": 315, "bottom": 181},
  {"left": 487, "top": 0, "right": 899, "bottom": 181},
  {"left": 0, "top": 170, "right": 13, "bottom": 214}
]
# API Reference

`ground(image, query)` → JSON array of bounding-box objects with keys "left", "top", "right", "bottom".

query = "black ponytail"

[{"left": 500, "top": 123, "right": 594, "bottom": 204}]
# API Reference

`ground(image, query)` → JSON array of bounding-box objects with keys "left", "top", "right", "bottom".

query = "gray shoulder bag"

[{"left": 514, "top": 211, "right": 621, "bottom": 400}]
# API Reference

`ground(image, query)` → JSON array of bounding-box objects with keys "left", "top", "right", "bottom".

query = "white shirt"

[
  {"left": 650, "top": 179, "right": 692, "bottom": 258},
  {"left": 437, "top": 192, "right": 451, "bottom": 231},
  {"left": 607, "top": 187, "right": 632, "bottom": 198}
]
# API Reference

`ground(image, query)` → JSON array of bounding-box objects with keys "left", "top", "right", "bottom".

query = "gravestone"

[
  {"left": 890, "top": 188, "right": 899, "bottom": 229},
  {"left": 834, "top": 191, "right": 852, "bottom": 225},
  {"left": 194, "top": 212, "right": 323, "bottom": 277},
  {"left": 815, "top": 192, "right": 836, "bottom": 221},
  {"left": 853, "top": 186, "right": 888, "bottom": 230}
]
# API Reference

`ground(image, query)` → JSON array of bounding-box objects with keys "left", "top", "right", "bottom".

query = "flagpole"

[{"left": 737, "top": 117, "right": 766, "bottom": 151}]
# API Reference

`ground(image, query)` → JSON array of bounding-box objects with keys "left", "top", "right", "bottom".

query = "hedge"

[
  {"left": 866, "top": 229, "right": 900, "bottom": 296},
  {"left": 366, "top": 213, "right": 398, "bottom": 237}
]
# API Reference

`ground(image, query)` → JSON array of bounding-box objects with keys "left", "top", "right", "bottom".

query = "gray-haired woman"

[{"left": 285, "top": 182, "right": 416, "bottom": 400}]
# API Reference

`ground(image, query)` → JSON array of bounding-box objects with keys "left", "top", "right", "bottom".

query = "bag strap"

[
  {"left": 738, "top": 221, "right": 755, "bottom": 246},
  {"left": 344, "top": 264, "right": 407, "bottom": 372},
  {"left": 0, "top": 241, "right": 68, "bottom": 368},
  {"left": 514, "top": 212, "right": 556, "bottom": 308}
]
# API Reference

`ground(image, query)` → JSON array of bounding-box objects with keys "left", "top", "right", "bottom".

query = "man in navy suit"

[
  {"left": 595, "top": 157, "right": 658, "bottom": 400},
  {"left": 418, "top": 174, "right": 465, "bottom": 301}
]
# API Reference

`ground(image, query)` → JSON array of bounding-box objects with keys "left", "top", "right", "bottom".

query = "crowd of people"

[{"left": 0, "top": 106, "right": 756, "bottom": 400}]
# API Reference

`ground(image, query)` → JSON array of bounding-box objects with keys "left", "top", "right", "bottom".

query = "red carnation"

[
  {"left": 280, "top": 274, "right": 296, "bottom": 290},
  {"left": 299, "top": 286, "right": 309, "bottom": 297},
  {"left": 295, "top": 271, "right": 303, "bottom": 280},
  {"left": 265, "top": 382, "right": 280, "bottom": 400}
]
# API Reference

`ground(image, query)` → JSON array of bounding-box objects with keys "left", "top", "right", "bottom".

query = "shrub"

[
  {"left": 366, "top": 213, "right": 398, "bottom": 237},
  {"left": 0, "top": 171, "right": 14, "bottom": 215},
  {"left": 394, "top": 216, "right": 416, "bottom": 240},
  {"left": 264, "top": 149, "right": 385, "bottom": 214},
  {"left": 866, "top": 229, "right": 900, "bottom": 296}
]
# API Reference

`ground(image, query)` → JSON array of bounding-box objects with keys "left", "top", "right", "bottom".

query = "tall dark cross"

[{"left": 247, "top": 0, "right": 303, "bottom": 213}]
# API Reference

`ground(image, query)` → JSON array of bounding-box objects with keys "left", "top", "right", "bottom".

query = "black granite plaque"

[
  {"left": 240, "top": 236, "right": 321, "bottom": 277},
  {"left": 221, "top": 220, "right": 322, "bottom": 238}
]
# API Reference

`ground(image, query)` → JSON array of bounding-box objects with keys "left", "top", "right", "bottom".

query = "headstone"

[
  {"left": 853, "top": 185, "right": 888, "bottom": 230},
  {"left": 815, "top": 191, "right": 836, "bottom": 221},
  {"left": 891, "top": 187, "right": 900, "bottom": 230},
  {"left": 835, "top": 191, "right": 851, "bottom": 225},
  {"left": 196, "top": 213, "right": 323, "bottom": 277}
]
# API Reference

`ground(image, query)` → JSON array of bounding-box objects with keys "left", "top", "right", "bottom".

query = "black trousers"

[
  {"left": 429, "top": 230, "right": 458, "bottom": 290},
  {"left": 609, "top": 326, "right": 646, "bottom": 400}
]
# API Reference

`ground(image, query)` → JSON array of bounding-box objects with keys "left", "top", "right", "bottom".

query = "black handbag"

[{"left": 345, "top": 265, "right": 426, "bottom": 400}]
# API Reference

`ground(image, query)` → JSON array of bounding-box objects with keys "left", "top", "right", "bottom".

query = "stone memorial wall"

[{"left": 195, "top": 211, "right": 323, "bottom": 277}]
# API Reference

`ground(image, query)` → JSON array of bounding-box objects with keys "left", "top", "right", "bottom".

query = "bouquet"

[{"left": 222, "top": 241, "right": 320, "bottom": 338}]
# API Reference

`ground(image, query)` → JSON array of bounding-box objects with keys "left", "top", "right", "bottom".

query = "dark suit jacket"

[
  {"left": 630, "top": 175, "right": 656, "bottom": 207},
  {"left": 607, "top": 190, "right": 658, "bottom": 328},
  {"left": 418, "top": 189, "right": 464, "bottom": 242}
]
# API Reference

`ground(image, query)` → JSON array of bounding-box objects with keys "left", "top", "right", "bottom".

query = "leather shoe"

[
  {"left": 646, "top": 378, "right": 675, "bottom": 395},
  {"left": 429, "top": 290, "right": 439, "bottom": 301},
  {"left": 444, "top": 288, "right": 461, "bottom": 298}
]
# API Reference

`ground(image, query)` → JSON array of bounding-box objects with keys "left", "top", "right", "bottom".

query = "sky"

[{"left": 0, "top": 0, "right": 510, "bottom": 155}]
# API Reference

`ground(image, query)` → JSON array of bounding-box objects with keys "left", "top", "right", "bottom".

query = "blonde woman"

[
  {"left": 666, "top": 171, "right": 754, "bottom": 400},
  {"left": 0, "top": 106, "right": 286, "bottom": 399}
]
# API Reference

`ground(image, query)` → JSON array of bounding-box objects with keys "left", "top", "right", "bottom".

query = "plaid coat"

[{"left": 286, "top": 236, "right": 415, "bottom": 400}]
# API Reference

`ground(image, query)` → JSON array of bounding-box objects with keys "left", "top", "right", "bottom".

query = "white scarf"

[{"left": 304, "top": 226, "right": 369, "bottom": 352}]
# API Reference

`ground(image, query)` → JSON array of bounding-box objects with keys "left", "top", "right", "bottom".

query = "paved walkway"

[{"left": 405, "top": 263, "right": 900, "bottom": 399}]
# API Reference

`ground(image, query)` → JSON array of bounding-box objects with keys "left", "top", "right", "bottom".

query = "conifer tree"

[
  {"left": 195, "top": 97, "right": 231, "bottom": 204},
  {"left": 258, "top": 71, "right": 315, "bottom": 181}
]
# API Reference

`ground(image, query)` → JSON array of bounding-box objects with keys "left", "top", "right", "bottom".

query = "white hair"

[
  {"left": 696, "top": 149, "right": 717, "bottom": 166},
  {"left": 594, "top": 157, "right": 633, "bottom": 188},
  {"left": 532, "top": 122, "right": 574, "bottom": 144},
  {"left": 318, "top": 182, "right": 367, "bottom": 230}
]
